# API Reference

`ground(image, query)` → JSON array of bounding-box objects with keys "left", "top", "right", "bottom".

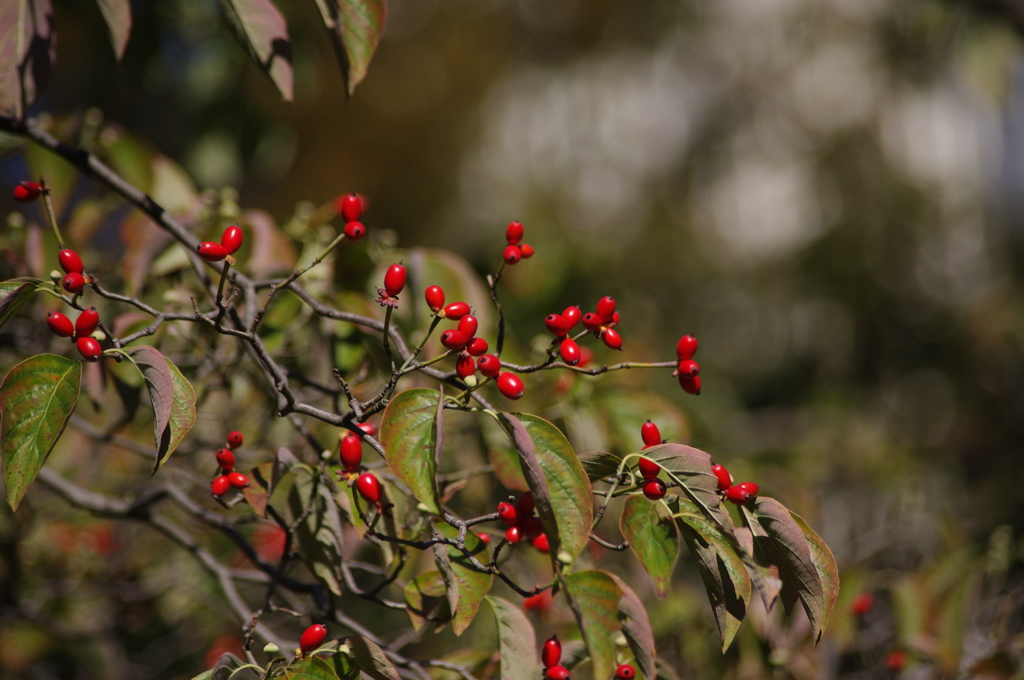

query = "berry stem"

[
  {"left": 216, "top": 261, "right": 231, "bottom": 308},
  {"left": 39, "top": 179, "right": 66, "bottom": 250},
  {"left": 382, "top": 306, "right": 395, "bottom": 372},
  {"left": 486, "top": 261, "right": 507, "bottom": 356},
  {"left": 398, "top": 315, "right": 442, "bottom": 373}
]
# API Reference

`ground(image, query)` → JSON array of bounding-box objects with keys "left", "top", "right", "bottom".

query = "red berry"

[
  {"left": 220, "top": 225, "right": 244, "bottom": 254},
  {"left": 616, "top": 665, "right": 636, "bottom": 680},
  {"left": 300, "top": 623, "right": 328, "bottom": 654},
  {"left": 640, "top": 419, "right": 661, "bottom": 447},
  {"left": 456, "top": 352, "right": 476, "bottom": 379},
  {"left": 884, "top": 650, "right": 907, "bottom": 671},
  {"left": 340, "top": 433, "right": 363, "bottom": 472},
  {"left": 679, "top": 374, "right": 701, "bottom": 395},
  {"left": 638, "top": 457, "right": 661, "bottom": 479},
  {"left": 559, "top": 338, "right": 581, "bottom": 365},
  {"left": 503, "top": 245, "right": 522, "bottom": 265},
  {"left": 519, "top": 243, "right": 534, "bottom": 258},
  {"left": 643, "top": 478, "right": 667, "bottom": 500},
  {"left": 477, "top": 354, "right": 501, "bottom": 378},
  {"left": 228, "top": 472, "right": 249, "bottom": 488},
  {"left": 505, "top": 524, "right": 522, "bottom": 544},
  {"left": 496, "top": 372, "right": 524, "bottom": 400},
  {"left": 522, "top": 591, "right": 551, "bottom": 612},
  {"left": 215, "top": 448, "right": 235, "bottom": 471},
  {"left": 601, "top": 328, "right": 623, "bottom": 350},
  {"left": 497, "top": 502, "right": 518, "bottom": 525},
  {"left": 515, "top": 492, "right": 535, "bottom": 516},
  {"left": 62, "top": 272, "right": 86, "bottom": 294},
  {"left": 384, "top": 263, "right": 407, "bottom": 297},
  {"left": 76, "top": 336, "right": 102, "bottom": 362},
  {"left": 711, "top": 464, "right": 732, "bottom": 491},
  {"left": 58, "top": 249, "right": 84, "bottom": 274},
  {"left": 344, "top": 221, "right": 366, "bottom": 241},
  {"left": 736, "top": 482, "right": 759, "bottom": 499},
  {"left": 425, "top": 285, "right": 445, "bottom": 313},
  {"left": 505, "top": 221, "right": 524, "bottom": 245},
  {"left": 197, "top": 241, "right": 228, "bottom": 262},
  {"left": 75, "top": 307, "right": 99, "bottom": 337},
  {"left": 358, "top": 422, "right": 377, "bottom": 437},
  {"left": 457, "top": 314, "right": 478, "bottom": 339},
  {"left": 596, "top": 296, "right": 616, "bottom": 323},
  {"left": 562, "top": 306, "right": 581, "bottom": 330},
  {"left": 478, "top": 532, "right": 490, "bottom": 545},
  {"left": 443, "top": 302, "right": 470, "bottom": 320},
  {"left": 677, "top": 359, "right": 700, "bottom": 378},
  {"left": 676, "top": 334, "right": 698, "bottom": 360},
  {"left": 47, "top": 312, "right": 74, "bottom": 337},
  {"left": 520, "top": 515, "right": 543, "bottom": 539},
  {"left": 851, "top": 592, "right": 875, "bottom": 616},
  {"left": 211, "top": 475, "right": 231, "bottom": 497},
  {"left": 532, "top": 533, "right": 549, "bottom": 552},
  {"left": 440, "top": 329, "right": 469, "bottom": 351},
  {"left": 541, "top": 635, "right": 561, "bottom": 668},
  {"left": 724, "top": 485, "right": 751, "bottom": 505},
  {"left": 356, "top": 473, "right": 382, "bottom": 504},
  {"left": 545, "top": 666, "right": 570, "bottom": 680},
  {"left": 582, "top": 312, "right": 603, "bottom": 332},
  {"left": 611, "top": 311, "right": 620, "bottom": 326},
  {"left": 578, "top": 346, "right": 594, "bottom": 367},
  {"left": 13, "top": 181, "right": 42, "bottom": 203},
  {"left": 544, "top": 314, "right": 569, "bottom": 337},
  {"left": 467, "top": 337, "right": 489, "bottom": 356},
  {"left": 227, "top": 431, "right": 244, "bottom": 449},
  {"left": 339, "top": 193, "right": 362, "bottom": 222}
]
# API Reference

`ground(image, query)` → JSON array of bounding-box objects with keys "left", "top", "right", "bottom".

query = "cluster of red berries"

[
  {"left": 47, "top": 306, "right": 103, "bottom": 362},
  {"left": 299, "top": 623, "right": 328, "bottom": 655},
  {"left": 636, "top": 420, "right": 668, "bottom": 500},
  {"left": 13, "top": 180, "right": 43, "bottom": 203},
  {"left": 710, "top": 463, "right": 759, "bottom": 505},
  {"left": 339, "top": 422, "right": 376, "bottom": 475},
  {"left": 496, "top": 493, "right": 548, "bottom": 551},
  {"left": 674, "top": 335, "right": 700, "bottom": 395},
  {"left": 210, "top": 431, "right": 250, "bottom": 497},
  {"left": 579, "top": 296, "right": 623, "bottom": 350},
  {"left": 425, "top": 284, "right": 525, "bottom": 400},
  {"left": 196, "top": 225, "right": 244, "bottom": 263},
  {"left": 335, "top": 192, "right": 367, "bottom": 241},
  {"left": 540, "top": 635, "right": 633, "bottom": 680},
  {"left": 502, "top": 221, "right": 534, "bottom": 265}
]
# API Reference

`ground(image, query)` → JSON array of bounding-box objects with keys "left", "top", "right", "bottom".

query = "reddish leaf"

[
  {"left": 312, "top": 0, "right": 386, "bottom": 96},
  {"left": 647, "top": 443, "right": 729, "bottom": 525},
  {"left": 94, "top": 0, "right": 132, "bottom": 60},
  {"left": 607, "top": 573, "right": 657, "bottom": 680},
  {"left": 216, "top": 0, "right": 293, "bottom": 102},
  {"left": 577, "top": 450, "right": 622, "bottom": 482},
  {"left": 0, "top": 0, "right": 55, "bottom": 119},
  {"left": 125, "top": 346, "right": 190, "bottom": 472}
]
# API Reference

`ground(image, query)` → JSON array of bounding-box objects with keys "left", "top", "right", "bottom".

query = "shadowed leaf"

[
  {"left": 0, "top": 354, "right": 80, "bottom": 510},
  {"left": 95, "top": 0, "right": 131, "bottom": 59},
  {"left": 342, "top": 637, "right": 400, "bottom": 680},
  {"left": 577, "top": 451, "right": 622, "bottom": 482},
  {"left": 125, "top": 347, "right": 195, "bottom": 472},
  {"left": 243, "top": 447, "right": 296, "bottom": 517},
  {"left": 647, "top": 443, "right": 728, "bottom": 525},
  {"left": 0, "top": 279, "right": 39, "bottom": 332},
  {"left": 563, "top": 570, "right": 623, "bottom": 680},
  {"left": 0, "top": 0, "right": 54, "bottom": 119},
  {"left": 433, "top": 520, "right": 493, "bottom": 635},
  {"left": 379, "top": 388, "right": 442, "bottom": 514},
  {"left": 216, "top": 0, "right": 293, "bottom": 101},
  {"left": 607, "top": 574, "right": 657, "bottom": 680},
  {"left": 620, "top": 495, "right": 679, "bottom": 597},
  {"left": 289, "top": 472, "right": 345, "bottom": 595},
  {"left": 485, "top": 596, "right": 539, "bottom": 680},
  {"left": 404, "top": 570, "right": 450, "bottom": 632},
  {"left": 312, "top": 0, "right": 386, "bottom": 96},
  {"left": 790, "top": 509, "right": 840, "bottom": 636}
]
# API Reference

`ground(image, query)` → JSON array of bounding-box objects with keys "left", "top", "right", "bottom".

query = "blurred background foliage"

[{"left": 4, "top": 0, "right": 1024, "bottom": 677}]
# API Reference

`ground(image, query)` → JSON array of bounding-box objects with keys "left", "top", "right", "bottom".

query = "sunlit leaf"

[
  {"left": 312, "top": 0, "right": 387, "bottom": 96},
  {"left": 379, "top": 388, "right": 442, "bottom": 514},
  {"left": 789, "top": 509, "right": 840, "bottom": 636},
  {"left": 0, "top": 0, "right": 54, "bottom": 119},
  {"left": 216, "top": 0, "right": 293, "bottom": 102},
  {"left": 94, "top": 0, "right": 132, "bottom": 59},
  {"left": 0, "top": 354, "right": 80, "bottom": 510},
  {"left": 620, "top": 495, "right": 679, "bottom": 597},
  {"left": 0, "top": 278, "right": 39, "bottom": 331},
  {"left": 485, "top": 596, "right": 539, "bottom": 680},
  {"left": 287, "top": 656, "right": 342, "bottom": 680},
  {"left": 562, "top": 570, "right": 622, "bottom": 680},
  {"left": 433, "top": 520, "right": 493, "bottom": 635},
  {"left": 646, "top": 443, "right": 728, "bottom": 524},
  {"left": 607, "top": 573, "right": 656, "bottom": 680},
  {"left": 125, "top": 346, "right": 195, "bottom": 472},
  {"left": 289, "top": 472, "right": 346, "bottom": 595}
]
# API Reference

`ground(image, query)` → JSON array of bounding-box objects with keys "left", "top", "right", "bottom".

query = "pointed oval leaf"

[
  {"left": 646, "top": 443, "right": 728, "bottom": 525},
  {"left": 501, "top": 413, "right": 593, "bottom": 564},
  {"left": 0, "top": 354, "right": 80, "bottom": 510},
  {"left": 620, "top": 495, "right": 679, "bottom": 597},
  {"left": 607, "top": 573, "right": 656, "bottom": 680},
  {"left": 433, "top": 520, "right": 493, "bottom": 635},
  {"left": 95, "top": 0, "right": 132, "bottom": 59},
  {"left": 127, "top": 346, "right": 173, "bottom": 449},
  {"left": 342, "top": 637, "right": 400, "bottom": 680},
  {"left": 313, "top": 0, "right": 386, "bottom": 96},
  {"left": 0, "top": 0, "right": 55, "bottom": 119},
  {"left": 0, "top": 279, "right": 39, "bottom": 332},
  {"left": 287, "top": 656, "right": 341, "bottom": 680},
  {"left": 578, "top": 451, "right": 622, "bottom": 482},
  {"left": 379, "top": 388, "right": 442, "bottom": 514},
  {"left": 404, "top": 570, "right": 450, "bottom": 632},
  {"left": 562, "top": 570, "right": 623, "bottom": 680},
  {"left": 289, "top": 472, "right": 346, "bottom": 595},
  {"left": 216, "top": 0, "right": 293, "bottom": 101},
  {"left": 789, "top": 509, "right": 840, "bottom": 639},
  {"left": 485, "top": 596, "right": 539, "bottom": 680},
  {"left": 160, "top": 356, "right": 196, "bottom": 469}
]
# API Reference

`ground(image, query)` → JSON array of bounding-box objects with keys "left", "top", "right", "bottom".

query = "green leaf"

[
  {"left": 0, "top": 354, "right": 80, "bottom": 510},
  {"left": 620, "top": 495, "right": 679, "bottom": 597},
  {"left": 577, "top": 451, "right": 622, "bottom": 482},
  {"left": 646, "top": 443, "right": 728, "bottom": 524},
  {"left": 242, "top": 447, "right": 297, "bottom": 517},
  {"left": 485, "top": 596, "right": 540, "bottom": 680},
  {"left": 606, "top": 573, "right": 656, "bottom": 680},
  {"left": 562, "top": 570, "right": 623, "bottom": 680},
  {"left": 216, "top": 0, "right": 293, "bottom": 102},
  {"left": 125, "top": 347, "right": 195, "bottom": 472},
  {"left": 0, "top": 0, "right": 55, "bottom": 119},
  {"left": 744, "top": 498, "right": 827, "bottom": 642},
  {"left": 287, "top": 656, "right": 342, "bottom": 680},
  {"left": 404, "top": 570, "right": 450, "bottom": 632},
  {"left": 676, "top": 507, "right": 751, "bottom": 651},
  {"left": 289, "top": 472, "right": 346, "bottom": 596},
  {"left": 94, "top": 0, "right": 132, "bottom": 59},
  {"left": 487, "top": 442, "right": 528, "bottom": 491},
  {"left": 341, "top": 637, "right": 400, "bottom": 680},
  {"left": 0, "top": 278, "right": 39, "bottom": 332},
  {"left": 379, "top": 389, "right": 442, "bottom": 514},
  {"left": 433, "top": 520, "right": 493, "bottom": 635},
  {"left": 211, "top": 653, "right": 258, "bottom": 680},
  {"left": 501, "top": 413, "right": 593, "bottom": 565},
  {"left": 311, "top": 0, "right": 386, "bottom": 96},
  {"left": 789, "top": 508, "right": 840, "bottom": 637}
]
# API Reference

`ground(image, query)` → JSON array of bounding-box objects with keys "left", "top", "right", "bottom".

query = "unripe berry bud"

[
  {"left": 58, "top": 249, "right": 84, "bottom": 274},
  {"left": 47, "top": 312, "right": 74, "bottom": 337},
  {"left": 425, "top": 285, "right": 445, "bottom": 313},
  {"left": 197, "top": 241, "right": 228, "bottom": 262},
  {"left": 340, "top": 433, "right": 363, "bottom": 472},
  {"left": 503, "top": 245, "right": 522, "bottom": 265},
  {"left": 384, "top": 263, "right": 407, "bottom": 297},
  {"left": 263, "top": 643, "right": 280, "bottom": 655},
  {"left": 356, "top": 473, "right": 382, "bottom": 504},
  {"left": 505, "top": 221, "right": 524, "bottom": 245},
  {"left": 496, "top": 372, "right": 524, "bottom": 399},
  {"left": 344, "top": 221, "right": 365, "bottom": 241},
  {"left": 220, "top": 225, "right": 244, "bottom": 254},
  {"left": 299, "top": 624, "right": 328, "bottom": 654}
]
